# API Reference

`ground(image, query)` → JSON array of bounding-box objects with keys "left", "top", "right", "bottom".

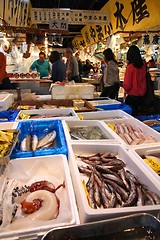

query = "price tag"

[
  {"left": 19, "top": 112, "right": 30, "bottom": 120},
  {"left": 20, "top": 105, "right": 29, "bottom": 110},
  {"left": 78, "top": 114, "right": 84, "bottom": 120}
]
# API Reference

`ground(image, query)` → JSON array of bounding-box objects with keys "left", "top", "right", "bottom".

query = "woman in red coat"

[{"left": 123, "top": 45, "right": 146, "bottom": 116}]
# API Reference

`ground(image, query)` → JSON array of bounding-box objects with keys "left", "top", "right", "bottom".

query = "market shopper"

[
  {"left": 75, "top": 52, "right": 83, "bottom": 82},
  {"left": 82, "top": 59, "right": 95, "bottom": 77},
  {"left": 0, "top": 52, "right": 13, "bottom": 89},
  {"left": 49, "top": 51, "right": 66, "bottom": 82},
  {"left": 100, "top": 48, "right": 120, "bottom": 99},
  {"left": 65, "top": 48, "right": 79, "bottom": 82},
  {"left": 29, "top": 51, "right": 51, "bottom": 79},
  {"left": 123, "top": 45, "right": 147, "bottom": 116}
]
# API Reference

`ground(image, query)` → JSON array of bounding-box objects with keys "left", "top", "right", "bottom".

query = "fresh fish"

[
  {"left": 32, "top": 135, "right": 38, "bottom": 151},
  {"left": 137, "top": 186, "right": 145, "bottom": 206},
  {"left": 88, "top": 187, "right": 97, "bottom": 209},
  {"left": 101, "top": 180, "right": 110, "bottom": 208},
  {"left": 93, "top": 181, "right": 101, "bottom": 207},
  {"left": 108, "top": 192, "right": 117, "bottom": 208},
  {"left": 86, "top": 171, "right": 94, "bottom": 191},
  {"left": 102, "top": 173, "right": 125, "bottom": 188},
  {"left": 20, "top": 135, "right": 31, "bottom": 151},
  {"left": 118, "top": 168, "right": 130, "bottom": 191},
  {"left": 106, "top": 179, "right": 128, "bottom": 202},
  {"left": 145, "top": 191, "right": 160, "bottom": 205},
  {"left": 37, "top": 131, "right": 56, "bottom": 149},
  {"left": 122, "top": 178, "right": 137, "bottom": 207},
  {"left": 78, "top": 165, "right": 91, "bottom": 175}
]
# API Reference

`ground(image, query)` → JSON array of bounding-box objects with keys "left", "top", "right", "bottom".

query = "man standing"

[
  {"left": 0, "top": 52, "right": 12, "bottom": 89},
  {"left": 65, "top": 48, "right": 79, "bottom": 82},
  {"left": 29, "top": 51, "right": 51, "bottom": 79}
]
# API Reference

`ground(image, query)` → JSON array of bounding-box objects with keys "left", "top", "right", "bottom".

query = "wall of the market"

[{"left": 0, "top": 1, "right": 4, "bottom": 20}]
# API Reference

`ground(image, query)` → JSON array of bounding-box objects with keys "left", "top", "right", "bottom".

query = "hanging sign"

[
  {"left": 49, "top": 19, "right": 68, "bottom": 31},
  {"left": 72, "top": 36, "right": 86, "bottom": 50},
  {"left": 31, "top": 8, "right": 109, "bottom": 25},
  {"left": 5, "top": 0, "right": 30, "bottom": 27},
  {"left": 101, "top": 0, "right": 160, "bottom": 34}
]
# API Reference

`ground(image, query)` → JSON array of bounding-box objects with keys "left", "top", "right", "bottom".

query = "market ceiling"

[{"left": 30, "top": 0, "right": 109, "bottom": 47}]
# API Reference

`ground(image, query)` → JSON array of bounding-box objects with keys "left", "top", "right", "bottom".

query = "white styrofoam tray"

[
  {"left": 0, "top": 122, "right": 18, "bottom": 130},
  {"left": 0, "top": 155, "right": 79, "bottom": 239},
  {"left": 128, "top": 145, "right": 160, "bottom": 182},
  {"left": 103, "top": 118, "right": 160, "bottom": 148},
  {"left": 15, "top": 108, "right": 78, "bottom": 121},
  {"left": 0, "top": 93, "right": 14, "bottom": 111},
  {"left": 68, "top": 143, "right": 160, "bottom": 223},
  {"left": 88, "top": 99, "right": 121, "bottom": 106},
  {"left": 63, "top": 120, "right": 118, "bottom": 143},
  {"left": 78, "top": 110, "right": 133, "bottom": 120}
]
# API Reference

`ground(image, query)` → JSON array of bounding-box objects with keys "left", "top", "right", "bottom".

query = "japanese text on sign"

[
  {"left": 31, "top": 8, "right": 109, "bottom": 25},
  {"left": 49, "top": 19, "right": 68, "bottom": 31}
]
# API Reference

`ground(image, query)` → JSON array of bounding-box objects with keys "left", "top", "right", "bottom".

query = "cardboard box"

[{"left": 68, "top": 143, "right": 160, "bottom": 223}]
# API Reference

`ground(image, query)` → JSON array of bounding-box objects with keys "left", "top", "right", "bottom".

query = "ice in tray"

[
  {"left": 0, "top": 155, "right": 78, "bottom": 239},
  {"left": 64, "top": 120, "right": 117, "bottom": 142},
  {"left": 68, "top": 143, "right": 160, "bottom": 223}
]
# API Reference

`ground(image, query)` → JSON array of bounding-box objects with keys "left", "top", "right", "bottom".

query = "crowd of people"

[{"left": 0, "top": 45, "right": 156, "bottom": 115}]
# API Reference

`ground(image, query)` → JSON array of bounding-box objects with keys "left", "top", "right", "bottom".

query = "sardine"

[
  {"left": 37, "top": 131, "right": 56, "bottom": 149},
  {"left": 122, "top": 178, "right": 137, "bottom": 207},
  {"left": 145, "top": 191, "right": 160, "bottom": 205},
  {"left": 32, "top": 134, "right": 38, "bottom": 151},
  {"left": 86, "top": 171, "right": 94, "bottom": 191},
  {"left": 102, "top": 174, "right": 125, "bottom": 188},
  {"left": 137, "top": 186, "right": 145, "bottom": 206},
  {"left": 88, "top": 187, "right": 97, "bottom": 209},
  {"left": 93, "top": 181, "right": 101, "bottom": 207},
  {"left": 105, "top": 179, "right": 128, "bottom": 202},
  {"left": 101, "top": 181, "right": 110, "bottom": 208},
  {"left": 78, "top": 165, "right": 92, "bottom": 175},
  {"left": 118, "top": 168, "right": 130, "bottom": 191}
]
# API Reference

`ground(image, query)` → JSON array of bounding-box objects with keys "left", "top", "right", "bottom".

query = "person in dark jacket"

[{"left": 49, "top": 51, "right": 66, "bottom": 82}]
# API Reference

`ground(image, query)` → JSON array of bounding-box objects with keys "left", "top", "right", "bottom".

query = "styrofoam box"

[
  {"left": 15, "top": 108, "right": 78, "bottom": 121},
  {"left": 103, "top": 118, "right": 160, "bottom": 148},
  {"left": 0, "top": 154, "right": 79, "bottom": 239},
  {"left": 63, "top": 120, "right": 118, "bottom": 143},
  {"left": 129, "top": 145, "right": 160, "bottom": 182},
  {"left": 78, "top": 110, "right": 133, "bottom": 120},
  {"left": 68, "top": 143, "right": 160, "bottom": 223},
  {"left": 50, "top": 83, "right": 94, "bottom": 99},
  {"left": 0, "top": 122, "right": 18, "bottom": 129},
  {"left": 0, "top": 93, "right": 14, "bottom": 111},
  {"left": 88, "top": 99, "right": 121, "bottom": 106}
]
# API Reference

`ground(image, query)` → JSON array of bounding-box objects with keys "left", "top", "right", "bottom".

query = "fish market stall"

[
  {"left": 0, "top": 154, "right": 79, "bottom": 239},
  {"left": 68, "top": 143, "right": 160, "bottom": 223}
]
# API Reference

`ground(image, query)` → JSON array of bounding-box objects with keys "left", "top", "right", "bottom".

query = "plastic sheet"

[
  {"left": 0, "top": 110, "right": 19, "bottom": 122},
  {"left": 11, "top": 119, "right": 68, "bottom": 159}
]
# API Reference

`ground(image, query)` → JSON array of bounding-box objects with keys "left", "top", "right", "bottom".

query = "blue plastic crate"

[
  {"left": 135, "top": 114, "right": 160, "bottom": 132},
  {"left": 95, "top": 103, "right": 132, "bottom": 115},
  {"left": 11, "top": 119, "right": 68, "bottom": 159},
  {"left": 0, "top": 110, "right": 19, "bottom": 122}
]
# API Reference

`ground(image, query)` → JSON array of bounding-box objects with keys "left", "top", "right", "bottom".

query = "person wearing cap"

[
  {"left": 0, "top": 52, "right": 12, "bottom": 89},
  {"left": 65, "top": 48, "right": 79, "bottom": 82},
  {"left": 49, "top": 51, "right": 66, "bottom": 82},
  {"left": 29, "top": 51, "right": 51, "bottom": 79}
]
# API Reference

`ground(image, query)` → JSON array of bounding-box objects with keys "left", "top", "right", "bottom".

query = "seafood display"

[
  {"left": 76, "top": 152, "right": 160, "bottom": 209},
  {"left": 0, "top": 179, "right": 64, "bottom": 230},
  {"left": 19, "top": 112, "right": 74, "bottom": 120},
  {"left": 141, "top": 154, "right": 160, "bottom": 175},
  {"left": 70, "top": 126, "right": 108, "bottom": 140},
  {"left": 20, "top": 131, "right": 56, "bottom": 151},
  {"left": 142, "top": 119, "right": 160, "bottom": 127},
  {"left": 107, "top": 123, "right": 157, "bottom": 145},
  {"left": 0, "top": 130, "right": 19, "bottom": 162}
]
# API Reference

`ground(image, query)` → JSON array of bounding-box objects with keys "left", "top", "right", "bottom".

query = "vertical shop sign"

[
  {"left": 89, "top": 26, "right": 97, "bottom": 42},
  {"left": 114, "top": 2, "right": 128, "bottom": 30},
  {"left": 72, "top": 36, "right": 86, "bottom": 50},
  {"left": 131, "top": 0, "right": 150, "bottom": 25},
  {"left": 96, "top": 25, "right": 104, "bottom": 41},
  {"left": 5, "top": 0, "right": 30, "bottom": 27}
]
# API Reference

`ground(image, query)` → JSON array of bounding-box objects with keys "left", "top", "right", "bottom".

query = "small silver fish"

[
  {"left": 20, "top": 135, "right": 31, "bottom": 151},
  {"left": 32, "top": 135, "right": 38, "bottom": 151},
  {"left": 37, "top": 131, "right": 56, "bottom": 149}
]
